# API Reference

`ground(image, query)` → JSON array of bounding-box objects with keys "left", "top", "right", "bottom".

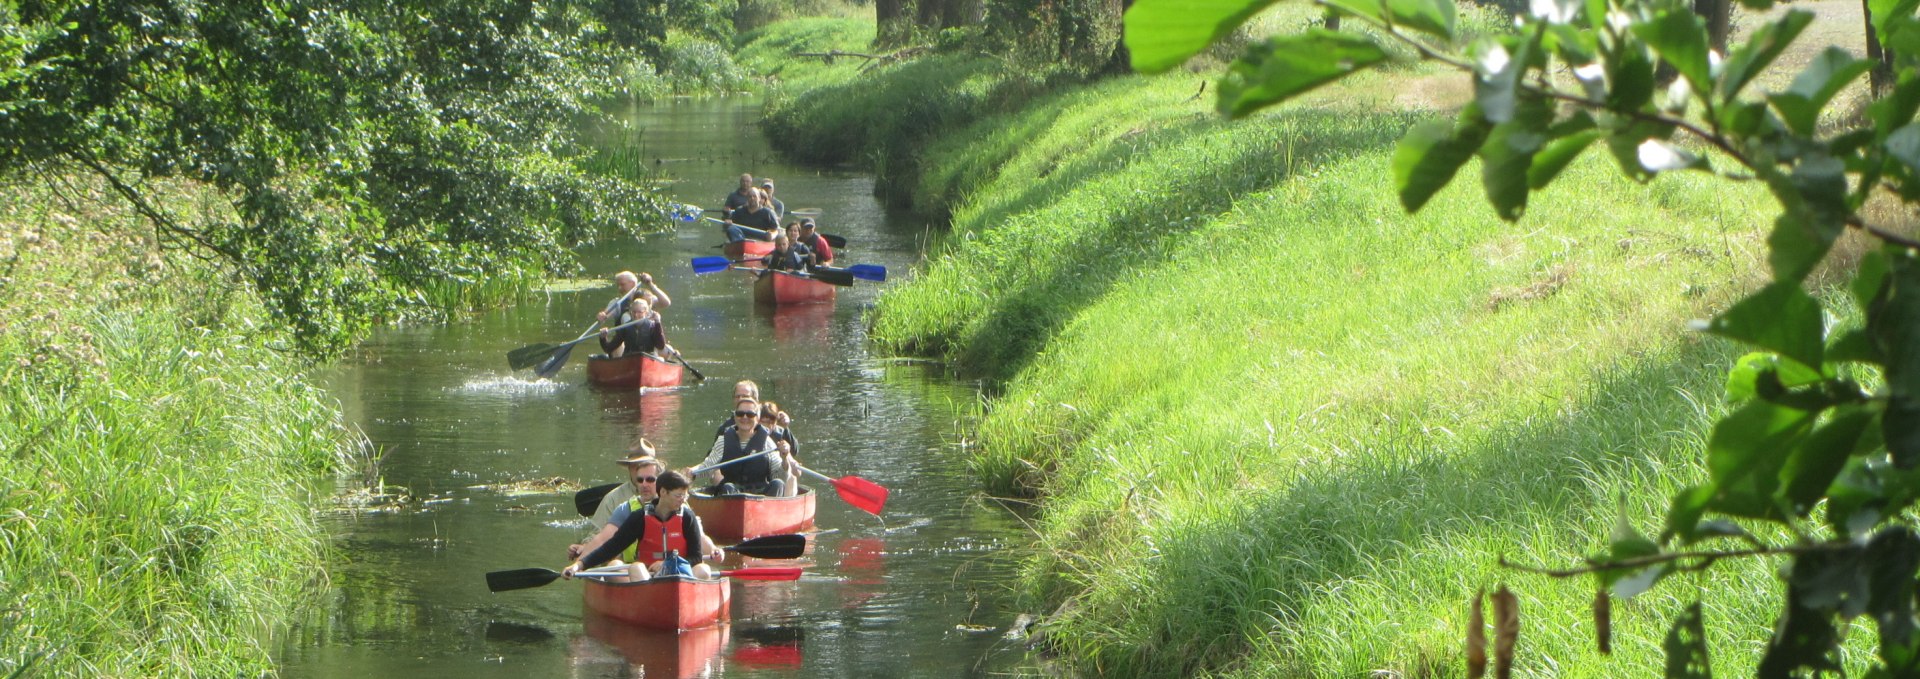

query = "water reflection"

[
  {"left": 760, "top": 303, "right": 833, "bottom": 345},
  {"left": 577, "top": 614, "right": 729, "bottom": 679}
]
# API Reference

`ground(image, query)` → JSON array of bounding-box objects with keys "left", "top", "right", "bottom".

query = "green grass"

[
  {"left": 0, "top": 179, "right": 356, "bottom": 677},
  {"left": 817, "top": 44, "right": 1811, "bottom": 679}
]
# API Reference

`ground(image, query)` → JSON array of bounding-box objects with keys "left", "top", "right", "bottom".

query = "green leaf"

[
  {"left": 1392, "top": 108, "right": 1492, "bottom": 213},
  {"left": 1864, "top": 528, "right": 1920, "bottom": 659},
  {"left": 1472, "top": 36, "right": 1530, "bottom": 124},
  {"left": 1216, "top": 30, "right": 1389, "bottom": 118},
  {"left": 1759, "top": 162, "right": 1846, "bottom": 284},
  {"left": 1888, "top": 124, "right": 1920, "bottom": 175},
  {"left": 1718, "top": 100, "right": 1773, "bottom": 137},
  {"left": 1727, "top": 352, "right": 1779, "bottom": 403},
  {"left": 1717, "top": 10, "right": 1813, "bottom": 102},
  {"left": 1665, "top": 484, "right": 1718, "bottom": 544},
  {"left": 1124, "top": 0, "right": 1282, "bottom": 73},
  {"left": 1869, "top": 74, "right": 1920, "bottom": 146},
  {"left": 1322, "top": 0, "right": 1387, "bottom": 23},
  {"left": 1606, "top": 46, "right": 1656, "bottom": 112},
  {"left": 1869, "top": 251, "right": 1920, "bottom": 467},
  {"left": 1527, "top": 130, "right": 1600, "bottom": 190},
  {"left": 1704, "top": 400, "right": 1817, "bottom": 519},
  {"left": 1768, "top": 47, "right": 1873, "bottom": 136},
  {"left": 1758, "top": 571, "right": 1846, "bottom": 677},
  {"left": 1384, "top": 0, "right": 1455, "bottom": 40},
  {"left": 1664, "top": 603, "right": 1713, "bottom": 679},
  {"left": 1826, "top": 328, "right": 1879, "bottom": 364},
  {"left": 1611, "top": 512, "right": 1661, "bottom": 561},
  {"left": 1778, "top": 406, "right": 1875, "bottom": 515},
  {"left": 1790, "top": 543, "right": 1870, "bottom": 618},
  {"left": 1854, "top": 248, "right": 1892, "bottom": 310},
  {"left": 1630, "top": 9, "right": 1712, "bottom": 99},
  {"left": 1703, "top": 282, "right": 1826, "bottom": 372},
  {"left": 1480, "top": 101, "right": 1551, "bottom": 220}
]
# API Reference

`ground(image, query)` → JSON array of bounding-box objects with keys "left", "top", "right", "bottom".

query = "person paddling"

[
  {"left": 563, "top": 470, "right": 719, "bottom": 581},
  {"left": 598, "top": 271, "right": 671, "bottom": 325},
  {"left": 722, "top": 174, "right": 756, "bottom": 214},
  {"left": 698, "top": 398, "right": 788, "bottom": 497},
  {"left": 599, "top": 297, "right": 676, "bottom": 359},
  {"left": 797, "top": 219, "right": 834, "bottom": 267},
  {"left": 722, "top": 188, "right": 780, "bottom": 243},
  {"left": 569, "top": 451, "right": 723, "bottom": 565},
  {"left": 759, "top": 233, "right": 809, "bottom": 272}
]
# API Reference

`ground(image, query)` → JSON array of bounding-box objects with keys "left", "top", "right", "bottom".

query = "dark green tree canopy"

[{"left": 0, "top": 0, "right": 708, "bottom": 353}]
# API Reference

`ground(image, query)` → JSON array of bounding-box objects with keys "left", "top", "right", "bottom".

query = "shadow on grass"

[
  {"left": 942, "top": 107, "right": 1420, "bottom": 385},
  {"left": 1060, "top": 339, "right": 1734, "bottom": 676}
]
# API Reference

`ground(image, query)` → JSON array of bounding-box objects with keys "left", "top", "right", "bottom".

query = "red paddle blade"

[
  {"left": 830, "top": 476, "right": 888, "bottom": 516},
  {"left": 721, "top": 567, "right": 803, "bottom": 581}
]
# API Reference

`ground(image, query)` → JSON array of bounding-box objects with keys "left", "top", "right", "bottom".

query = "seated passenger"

[
  {"left": 697, "top": 398, "right": 787, "bottom": 497},
  {"left": 562, "top": 470, "right": 718, "bottom": 581}
]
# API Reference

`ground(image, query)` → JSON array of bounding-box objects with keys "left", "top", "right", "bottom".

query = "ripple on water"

[{"left": 454, "top": 376, "right": 565, "bottom": 395}]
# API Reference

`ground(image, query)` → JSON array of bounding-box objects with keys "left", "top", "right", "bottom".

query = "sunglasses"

[
  {"left": 633, "top": 476, "right": 657, "bottom": 484},
  {"left": 733, "top": 410, "right": 759, "bottom": 418}
]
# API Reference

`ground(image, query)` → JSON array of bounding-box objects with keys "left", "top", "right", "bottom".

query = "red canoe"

[
  {"left": 689, "top": 486, "right": 817, "bottom": 541},
  {"left": 753, "top": 271, "right": 837, "bottom": 306},
  {"left": 582, "top": 574, "right": 731, "bottom": 631},
  {"left": 724, "top": 240, "right": 775, "bottom": 267},
  {"left": 586, "top": 352, "right": 684, "bottom": 388}
]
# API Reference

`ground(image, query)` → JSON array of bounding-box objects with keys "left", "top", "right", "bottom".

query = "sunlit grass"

[
  {"left": 846, "top": 60, "right": 1820, "bottom": 677},
  {"left": 0, "top": 178, "right": 356, "bottom": 677}
]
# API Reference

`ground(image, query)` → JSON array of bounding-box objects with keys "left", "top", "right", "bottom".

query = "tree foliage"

[
  {"left": 0, "top": 0, "right": 711, "bottom": 354},
  {"left": 1129, "top": 0, "right": 1920, "bottom": 674}
]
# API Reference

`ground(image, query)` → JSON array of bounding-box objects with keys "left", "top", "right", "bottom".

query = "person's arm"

[
  {"left": 647, "top": 322, "right": 667, "bottom": 355},
  {"left": 599, "top": 327, "right": 622, "bottom": 354},
  {"left": 683, "top": 510, "right": 705, "bottom": 566},
  {"left": 572, "top": 514, "right": 647, "bottom": 572},
  {"left": 816, "top": 240, "right": 834, "bottom": 264},
  {"left": 641, "top": 274, "right": 670, "bottom": 311},
  {"left": 699, "top": 436, "right": 726, "bottom": 485},
  {"left": 758, "top": 430, "right": 786, "bottom": 480}
]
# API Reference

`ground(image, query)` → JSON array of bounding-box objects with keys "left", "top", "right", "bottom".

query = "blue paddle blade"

[
  {"left": 691, "top": 256, "right": 732, "bottom": 274},
  {"left": 846, "top": 264, "right": 887, "bottom": 282}
]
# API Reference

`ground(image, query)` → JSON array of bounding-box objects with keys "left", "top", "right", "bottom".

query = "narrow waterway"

[{"left": 275, "top": 98, "right": 1038, "bottom": 678}]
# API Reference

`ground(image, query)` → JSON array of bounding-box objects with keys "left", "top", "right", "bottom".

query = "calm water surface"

[{"left": 275, "top": 99, "right": 1041, "bottom": 678}]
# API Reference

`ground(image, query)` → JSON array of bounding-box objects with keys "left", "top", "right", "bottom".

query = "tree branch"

[{"left": 1499, "top": 543, "right": 1835, "bottom": 578}]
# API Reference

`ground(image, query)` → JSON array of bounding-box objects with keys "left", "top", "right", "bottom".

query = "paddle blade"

[
  {"left": 507, "top": 343, "right": 560, "bottom": 371},
  {"left": 822, "top": 233, "right": 848, "bottom": 248},
  {"left": 691, "top": 256, "right": 732, "bottom": 274},
  {"left": 831, "top": 476, "right": 889, "bottom": 516},
  {"left": 808, "top": 269, "right": 855, "bottom": 287},
  {"left": 845, "top": 264, "right": 887, "bottom": 282},
  {"left": 534, "top": 343, "right": 577, "bottom": 378},
  {"left": 720, "top": 567, "right": 804, "bottom": 581},
  {"left": 729, "top": 533, "right": 807, "bottom": 560},
  {"left": 575, "top": 482, "right": 621, "bottom": 517},
  {"left": 487, "top": 568, "right": 563, "bottom": 592},
  {"left": 674, "top": 356, "right": 707, "bottom": 382}
]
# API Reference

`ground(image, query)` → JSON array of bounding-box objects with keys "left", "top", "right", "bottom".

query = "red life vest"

[{"left": 624, "top": 498, "right": 691, "bottom": 565}]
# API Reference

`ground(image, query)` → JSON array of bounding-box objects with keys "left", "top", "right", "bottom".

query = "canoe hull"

[
  {"left": 582, "top": 574, "right": 730, "bottom": 631},
  {"left": 753, "top": 271, "right": 837, "bottom": 306},
  {"left": 724, "top": 240, "right": 774, "bottom": 267},
  {"left": 689, "top": 486, "right": 817, "bottom": 541},
  {"left": 586, "top": 353, "right": 684, "bottom": 389}
]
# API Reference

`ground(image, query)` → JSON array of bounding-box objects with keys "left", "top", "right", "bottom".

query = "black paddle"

[
  {"left": 575, "top": 451, "right": 781, "bottom": 517},
  {"left": 507, "top": 287, "right": 640, "bottom": 371},
  {"left": 643, "top": 351, "right": 705, "bottom": 382},
  {"left": 486, "top": 566, "right": 803, "bottom": 592},
  {"left": 512, "top": 318, "right": 645, "bottom": 378}
]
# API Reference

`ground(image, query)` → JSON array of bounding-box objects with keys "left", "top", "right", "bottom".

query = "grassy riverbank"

[
  {"left": 740, "top": 16, "right": 1851, "bottom": 677},
  {"left": 0, "top": 180, "right": 354, "bottom": 677}
]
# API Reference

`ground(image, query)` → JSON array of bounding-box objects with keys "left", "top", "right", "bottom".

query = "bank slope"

[{"left": 744, "top": 19, "right": 1811, "bottom": 677}]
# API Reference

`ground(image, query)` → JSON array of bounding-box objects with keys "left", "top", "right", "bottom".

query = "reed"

[{"left": 1, "top": 179, "right": 356, "bottom": 677}]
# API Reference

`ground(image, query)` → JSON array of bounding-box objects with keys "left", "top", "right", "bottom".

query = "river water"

[{"left": 275, "top": 98, "right": 1039, "bottom": 678}]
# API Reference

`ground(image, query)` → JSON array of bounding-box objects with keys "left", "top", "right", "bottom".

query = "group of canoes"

[
  {"left": 710, "top": 173, "right": 852, "bottom": 306},
  {"left": 495, "top": 174, "right": 884, "bottom": 632}
]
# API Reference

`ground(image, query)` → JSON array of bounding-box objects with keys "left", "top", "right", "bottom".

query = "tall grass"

[
  {"left": 770, "top": 30, "right": 1824, "bottom": 679},
  {"left": 0, "top": 177, "right": 355, "bottom": 677}
]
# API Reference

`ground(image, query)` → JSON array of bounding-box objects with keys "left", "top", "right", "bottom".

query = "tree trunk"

[
  {"left": 876, "top": 0, "right": 911, "bottom": 46},
  {"left": 1694, "top": 0, "right": 1729, "bottom": 52},
  {"left": 1101, "top": 0, "right": 1133, "bottom": 75},
  {"left": 1865, "top": 0, "right": 1896, "bottom": 95}
]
